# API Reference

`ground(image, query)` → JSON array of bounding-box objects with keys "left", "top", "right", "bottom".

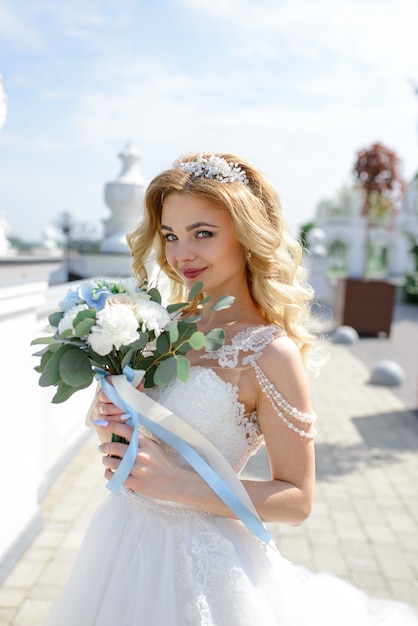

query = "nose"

[{"left": 175, "top": 240, "right": 196, "bottom": 263}]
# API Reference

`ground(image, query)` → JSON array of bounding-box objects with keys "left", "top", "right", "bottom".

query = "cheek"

[{"left": 164, "top": 246, "right": 176, "bottom": 268}]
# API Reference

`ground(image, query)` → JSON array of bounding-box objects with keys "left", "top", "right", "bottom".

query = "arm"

[
  {"left": 174, "top": 335, "right": 315, "bottom": 525},
  {"left": 99, "top": 336, "right": 316, "bottom": 526}
]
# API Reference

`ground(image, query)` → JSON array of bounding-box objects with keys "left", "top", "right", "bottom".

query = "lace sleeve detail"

[
  {"left": 201, "top": 324, "right": 284, "bottom": 368},
  {"left": 254, "top": 363, "right": 317, "bottom": 440}
]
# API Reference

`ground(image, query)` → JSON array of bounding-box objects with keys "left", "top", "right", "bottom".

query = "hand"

[
  {"left": 91, "top": 378, "right": 145, "bottom": 444},
  {"left": 98, "top": 421, "right": 190, "bottom": 502}
]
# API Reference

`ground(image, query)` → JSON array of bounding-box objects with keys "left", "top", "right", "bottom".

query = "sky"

[{"left": 0, "top": 0, "right": 417, "bottom": 243}]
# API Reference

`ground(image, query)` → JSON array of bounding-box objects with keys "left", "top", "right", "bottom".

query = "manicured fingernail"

[
  {"left": 97, "top": 444, "right": 103, "bottom": 452},
  {"left": 120, "top": 413, "right": 131, "bottom": 421},
  {"left": 93, "top": 419, "right": 109, "bottom": 427}
]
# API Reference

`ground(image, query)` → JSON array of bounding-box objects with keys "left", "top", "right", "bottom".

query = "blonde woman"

[{"left": 46, "top": 154, "right": 417, "bottom": 625}]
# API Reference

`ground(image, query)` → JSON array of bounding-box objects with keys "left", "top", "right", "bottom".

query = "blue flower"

[
  {"left": 78, "top": 281, "right": 112, "bottom": 310},
  {"left": 58, "top": 289, "right": 82, "bottom": 312}
]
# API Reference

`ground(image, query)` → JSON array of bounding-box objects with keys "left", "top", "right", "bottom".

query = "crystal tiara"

[{"left": 173, "top": 154, "right": 249, "bottom": 185}]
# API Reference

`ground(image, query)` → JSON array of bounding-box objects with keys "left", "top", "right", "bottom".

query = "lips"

[{"left": 182, "top": 267, "right": 206, "bottom": 279}]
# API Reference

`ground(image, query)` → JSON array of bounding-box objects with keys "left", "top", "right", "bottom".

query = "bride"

[{"left": 45, "top": 153, "right": 418, "bottom": 625}]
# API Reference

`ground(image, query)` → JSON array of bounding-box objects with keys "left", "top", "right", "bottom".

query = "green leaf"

[
  {"left": 166, "top": 301, "right": 188, "bottom": 314},
  {"left": 35, "top": 349, "right": 55, "bottom": 373},
  {"left": 147, "top": 287, "right": 161, "bottom": 304},
  {"left": 188, "top": 331, "right": 205, "bottom": 350},
  {"left": 48, "top": 311, "right": 64, "bottom": 327},
  {"left": 38, "top": 344, "right": 74, "bottom": 387},
  {"left": 153, "top": 356, "right": 178, "bottom": 386},
  {"left": 210, "top": 294, "right": 235, "bottom": 311},
  {"left": 188, "top": 281, "right": 203, "bottom": 301},
  {"left": 74, "top": 309, "right": 96, "bottom": 322},
  {"left": 175, "top": 355, "right": 189, "bottom": 382},
  {"left": 177, "top": 320, "right": 197, "bottom": 337},
  {"left": 52, "top": 380, "right": 92, "bottom": 404},
  {"left": 168, "top": 321, "right": 179, "bottom": 343},
  {"left": 128, "top": 333, "right": 149, "bottom": 351},
  {"left": 204, "top": 328, "right": 226, "bottom": 351},
  {"left": 32, "top": 346, "right": 51, "bottom": 358},
  {"left": 31, "top": 336, "right": 58, "bottom": 346},
  {"left": 143, "top": 364, "right": 157, "bottom": 388},
  {"left": 60, "top": 328, "right": 74, "bottom": 339},
  {"left": 59, "top": 349, "right": 94, "bottom": 388},
  {"left": 74, "top": 317, "right": 96, "bottom": 337},
  {"left": 156, "top": 332, "right": 170, "bottom": 354}
]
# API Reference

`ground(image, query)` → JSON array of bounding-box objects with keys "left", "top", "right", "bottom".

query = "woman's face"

[{"left": 161, "top": 192, "right": 247, "bottom": 296}]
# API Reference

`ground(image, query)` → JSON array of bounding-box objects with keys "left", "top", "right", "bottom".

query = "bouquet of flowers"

[{"left": 31, "top": 277, "right": 233, "bottom": 404}]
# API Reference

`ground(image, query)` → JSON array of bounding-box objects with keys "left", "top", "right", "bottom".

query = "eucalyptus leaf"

[
  {"left": 74, "top": 317, "right": 96, "bottom": 337},
  {"left": 175, "top": 355, "right": 189, "bottom": 382},
  {"left": 52, "top": 382, "right": 78, "bottom": 403},
  {"left": 121, "top": 348, "right": 136, "bottom": 369},
  {"left": 168, "top": 321, "right": 179, "bottom": 343},
  {"left": 153, "top": 356, "right": 177, "bottom": 386},
  {"left": 48, "top": 311, "right": 64, "bottom": 327},
  {"left": 210, "top": 294, "right": 235, "bottom": 311},
  {"left": 147, "top": 287, "right": 161, "bottom": 304},
  {"left": 156, "top": 332, "right": 170, "bottom": 354},
  {"left": 188, "top": 331, "right": 205, "bottom": 350},
  {"left": 128, "top": 333, "right": 149, "bottom": 351},
  {"left": 38, "top": 344, "right": 74, "bottom": 387},
  {"left": 52, "top": 380, "right": 92, "bottom": 404},
  {"left": 204, "top": 328, "right": 226, "bottom": 351},
  {"left": 32, "top": 346, "right": 51, "bottom": 358},
  {"left": 36, "top": 349, "right": 55, "bottom": 373},
  {"left": 59, "top": 349, "right": 94, "bottom": 388},
  {"left": 74, "top": 309, "right": 96, "bottom": 323},
  {"left": 31, "top": 336, "right": 59, "bottom": 346},
  {"left": 188, "top": 281, "right": 203, "bottom": 301},
  {"left": 176, "top": 320, "right": 197, "bottom": 338},
  {"left": 166, "top": 301, "right": 188, "bottom": 314},
  {"left": 60, "top": 329, "right": 74, "bottom": 339}
]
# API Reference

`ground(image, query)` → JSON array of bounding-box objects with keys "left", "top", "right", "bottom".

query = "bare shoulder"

[
  {"left": 259, "top": 331, "right": 303, "bottom": 371},
  {"left": 257, "top": 331, "right": 312, "bottom": 413}
]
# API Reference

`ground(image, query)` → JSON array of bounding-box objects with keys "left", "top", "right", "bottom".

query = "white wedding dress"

[{"left": 45, "top": 326, "right": 418, "bottom": 626}]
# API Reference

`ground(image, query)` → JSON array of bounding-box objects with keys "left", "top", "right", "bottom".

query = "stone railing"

[{"left": 0, "top": 279, "right": 95, "bottom": 582}]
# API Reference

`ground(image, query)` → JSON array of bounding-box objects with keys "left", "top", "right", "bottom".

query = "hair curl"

[{"left": 127, "top": 152, "right": 317, "bottom": 365}]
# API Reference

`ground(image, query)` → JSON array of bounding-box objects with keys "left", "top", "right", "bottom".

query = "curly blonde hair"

[{"left": 127, "top": 152, "right": 316, "bottom": 363}]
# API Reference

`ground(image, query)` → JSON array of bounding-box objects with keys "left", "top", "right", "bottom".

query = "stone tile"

[
  {"left": 0, "top": 608, "right": 16, "bottom": 626},
  {"left": 13, "top": 598, "right": 52, "bottom": 626}
]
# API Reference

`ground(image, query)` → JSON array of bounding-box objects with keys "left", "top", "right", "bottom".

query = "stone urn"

[{"left": 101, "top": 142, "right": 147, "bottom": 253}]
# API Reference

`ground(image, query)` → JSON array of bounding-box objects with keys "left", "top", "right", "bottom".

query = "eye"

[
  {"left": 163, "top": 233, "right": 178, "bottom": 242},
  {"left": 196, "top": 230, "right": 213, "bottom": 239}
]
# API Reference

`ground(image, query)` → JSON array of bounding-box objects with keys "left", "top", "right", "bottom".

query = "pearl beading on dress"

[
  {"left": 253, "top": 363, "right": 317, "bottom": 440},
  {"left": 201, "top": 324, "right": 317, "bottom": 440},
  {"left": 120, "top": 488, "right": 212, "bottom": 521}
]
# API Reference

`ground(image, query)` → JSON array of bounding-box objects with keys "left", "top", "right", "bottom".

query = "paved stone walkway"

[{"left": 1, "top": 307, "right": 417, "bottom": 625}]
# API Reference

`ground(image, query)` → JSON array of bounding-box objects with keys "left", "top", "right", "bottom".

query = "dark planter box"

[{"left": 334, "top": 278, "right": 396, "bottom": 337}]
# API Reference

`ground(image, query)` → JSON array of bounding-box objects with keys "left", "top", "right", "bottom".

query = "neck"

[{"left": 198, "top": 286, "right": 263, "bottom": 329}]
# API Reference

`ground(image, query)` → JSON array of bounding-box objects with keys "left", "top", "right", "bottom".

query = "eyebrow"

[{"left": 160, "top": 222, "right": 219, "bottom": 232}]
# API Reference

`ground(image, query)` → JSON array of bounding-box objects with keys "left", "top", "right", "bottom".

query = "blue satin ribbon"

[{"left": 94, "top": 366, "right": 273, "bottom": 543}]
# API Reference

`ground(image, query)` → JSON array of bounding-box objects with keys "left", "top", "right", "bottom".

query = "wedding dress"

[{"left": 45, "top": 325, "right": 418, "bottom": 626}]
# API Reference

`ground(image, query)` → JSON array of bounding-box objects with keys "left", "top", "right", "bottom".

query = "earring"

[{"left": 246, "top": 251, "right": 252, "bottom": 261}]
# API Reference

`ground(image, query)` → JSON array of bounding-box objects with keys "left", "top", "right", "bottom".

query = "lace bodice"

[{"left": 146, "top": 325, "right": 316, "bottom": 475}]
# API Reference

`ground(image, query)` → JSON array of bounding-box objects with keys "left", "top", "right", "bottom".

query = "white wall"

[{"left": 0, "top": 281, "right": 94, "bottom": 581}]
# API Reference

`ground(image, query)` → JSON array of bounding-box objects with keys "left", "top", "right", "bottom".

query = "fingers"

[
  {"left": 96, "top": 420, "right": 133, "bottom": 440},
  {"left": 95, "top": 390, "right": 123, "bottom": 420}
]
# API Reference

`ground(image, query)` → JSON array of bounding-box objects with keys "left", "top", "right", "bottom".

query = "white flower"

[
  {"left": 58, "top": 304, "right": 89, "bottom": 335},
  {"left": 116, "top": 277, "right": 146, "bottom": 298},
  {"left": 88, "top": 304, "right": 139, "bottom": 355},
  {"left": 135, "top": 300, "right": 170, "bottom": 337},
  {"left": 106, "top": 293, "right": 138, "bottom": 311}
]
